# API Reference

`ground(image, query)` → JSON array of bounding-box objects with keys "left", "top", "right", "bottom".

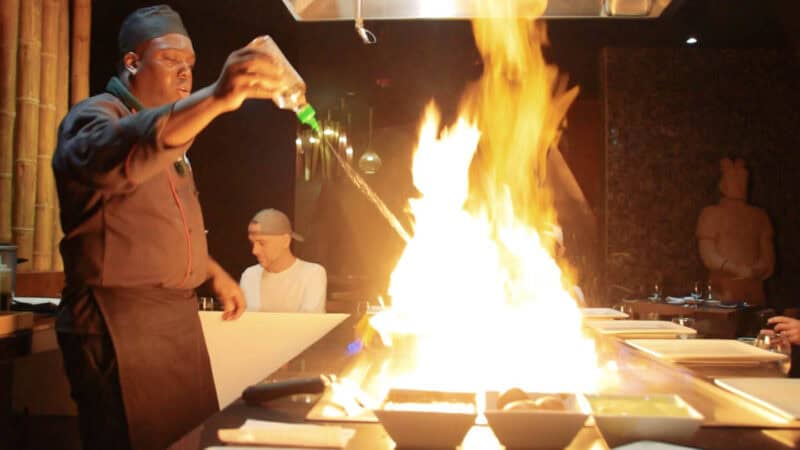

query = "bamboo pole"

[
  {"left": 32, "top": 0, "right": 58, "bottom": 270},
  {"left": 12, "top": 0, "right": 42, "bottom": 271},
  {"left": 0, "top": 0, "right": 20, "bottom": 244},
  {"left": 70, "top": 0, "right": 90, "bottom": 106},
  {"left": 52, "top": 0, "right": 68, "bottom": 271}
]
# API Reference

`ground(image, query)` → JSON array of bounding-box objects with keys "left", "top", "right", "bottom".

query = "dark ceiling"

[
  {"left": 284, "top": 0, "right": 800, "bottom": 124},
  {"left": 92, "top": 0, "right": 800, "bottom": 128}
]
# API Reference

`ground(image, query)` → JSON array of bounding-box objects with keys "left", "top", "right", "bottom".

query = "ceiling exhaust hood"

[{"left": 281, "top": 0, "right": 679, "bottom": 21}]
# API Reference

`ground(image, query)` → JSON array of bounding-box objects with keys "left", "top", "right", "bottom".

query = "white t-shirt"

[{"left": 239, "top": 259, "right": 327, "bottom": 313}]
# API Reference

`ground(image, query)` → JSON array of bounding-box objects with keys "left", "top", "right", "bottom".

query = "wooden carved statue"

[{"left": 696, "top": 158, "right": 774, "bottom": 305}]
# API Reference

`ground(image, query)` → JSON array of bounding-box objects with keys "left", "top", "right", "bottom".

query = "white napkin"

[
  {"left": 613, "top": 441, "right": 701, "bottom": 450},
  {"left": 13, "top": 296, "right": 60, "bottom": 305},
  {"left": 217, "top": 419, "right": 356, "bottom": 449}
]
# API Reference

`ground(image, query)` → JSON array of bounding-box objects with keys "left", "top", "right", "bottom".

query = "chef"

[{"left": 52, "top": 5, "right": 284, "bottom": 449}]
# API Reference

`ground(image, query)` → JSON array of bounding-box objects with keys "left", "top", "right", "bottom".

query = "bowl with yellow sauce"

[{"left": 586, "top": 394, "right": 704, "bottom": 447}]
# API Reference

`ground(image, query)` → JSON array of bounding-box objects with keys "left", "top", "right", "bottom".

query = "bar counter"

[{"left": 170, "top": 313, "right": 800, "bottom": 450}]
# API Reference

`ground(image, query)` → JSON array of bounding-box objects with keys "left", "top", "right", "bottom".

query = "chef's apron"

[{"left": 93, "top": 286, "right": 218, "bottom": 450}]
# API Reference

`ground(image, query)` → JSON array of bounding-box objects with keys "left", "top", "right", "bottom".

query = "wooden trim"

[
  {"left": 0, "top": 0, "right": 20, "bottom": 243},
  {"left": 15, "top": 270, "right": 63, "bottom": 298}
]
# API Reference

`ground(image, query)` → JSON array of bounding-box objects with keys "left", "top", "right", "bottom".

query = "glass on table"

[
  {"left": 705, "top": 281, "right": 714, "bottom": 301},
  {"left": 643, "top": 311, "right": 661, "bottom": 321},
  {"left": 755, "top": 330, "right": 792, "bottom": 375},
  {"left": 691, "top": 281, "right": 702, "bottom": 300},
  {"left": 671, "top": 316, "right": 696, "bottom": 339},
  {"left": 356, "top": 300, "right": 370, "bottom": 315},
  {"left": 648, "top": 283, "right": 663, "bottom": 302},
  {"left": 613, "top": 300, "right": 637, "bottom": 319},
  {"left": 199, "top": 296, "right": 216, "bottom": 311}
]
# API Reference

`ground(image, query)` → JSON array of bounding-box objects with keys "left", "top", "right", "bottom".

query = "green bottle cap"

[{"left": 296, "top": 104, "right": 320, "bottom": 133}]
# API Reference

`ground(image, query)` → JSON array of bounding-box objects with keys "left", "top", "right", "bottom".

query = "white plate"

[
  {"left": 587, "top": 320, "right": 696, "bottom": 338},
  {"left": 581, "top": 308, "right": 628, "bottom": 319},
  {"left": 714, "top": 378, "right": 800, "bottom": 419},
  {"left": 626, "top": 339, "right": 788, "bottom": 365}
]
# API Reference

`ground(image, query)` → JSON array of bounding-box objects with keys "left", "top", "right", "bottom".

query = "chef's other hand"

[{"left": 211, "top": 270, "right": 246, "bottom": 320}]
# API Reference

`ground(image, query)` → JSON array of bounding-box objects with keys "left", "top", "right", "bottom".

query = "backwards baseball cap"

[
  {"left": 118, "top": 5, "right": 190, "bottom": 55},
  {"left": 249, "top": 209, "right": 304, "bottom": 242}
]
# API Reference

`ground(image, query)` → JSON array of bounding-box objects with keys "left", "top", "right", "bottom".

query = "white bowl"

[
  {"left": 485, "top": 393, "right": 588, "bottom": 449},
  {"left": 374, "top": 389, "right": 476, "bottom": 449},
  {"left": 587, "top": 394, "right": 704, "bottom": 447}
]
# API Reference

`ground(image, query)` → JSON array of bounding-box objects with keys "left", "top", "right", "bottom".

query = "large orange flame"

[{"left": 366, "top": 0, "right": 599, "bottom": 397}]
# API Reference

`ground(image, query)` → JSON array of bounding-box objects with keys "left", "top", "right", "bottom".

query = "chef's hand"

[
  {"left": 768, "top": 316, "right": 800, "bottom": 345},
  {"left": 212, "top": 37, "right": 284, "bottom": 113},
  {"left": 210, "top": 271, "right": 245, "bottom": 320},
  {"left": 207, "top": 258, "right": 246, "bottom": 320}
]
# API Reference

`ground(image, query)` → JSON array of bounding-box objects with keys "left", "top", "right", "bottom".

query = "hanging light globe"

[{"left": 358, "top": 150, "right": 382, "bottom": 174}]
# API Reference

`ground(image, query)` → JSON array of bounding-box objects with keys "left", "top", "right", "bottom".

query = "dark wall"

[
  {"left": 603, "top": 47, "right": 800, "bottom": 310},
  {"left": 89, "top": 1, "right": 298, "bottom": 281},
  {"left": 289, "top": 20, "right": 604, "bottom": 298},
  {"left": 295, "top": 20, "right": 483, "bottom": 152},
  {"left": 290, "top": 21, "right": 481, "bottom": 296}
]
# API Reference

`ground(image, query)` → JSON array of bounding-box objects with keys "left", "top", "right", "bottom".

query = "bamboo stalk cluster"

[{"left": 0, "top": 0, "right": 89, "bottom": 272}]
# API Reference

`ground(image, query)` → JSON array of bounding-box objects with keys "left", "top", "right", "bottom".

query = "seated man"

[{"left": 241, "top": 208, "right": 327, "bottom": 312}]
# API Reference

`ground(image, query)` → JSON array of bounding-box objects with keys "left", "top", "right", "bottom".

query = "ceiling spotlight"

[{"left": 685, "top": 36, "right": 698, "bottom": 45}]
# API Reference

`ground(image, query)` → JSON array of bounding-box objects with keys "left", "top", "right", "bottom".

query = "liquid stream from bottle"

[{"left": 320, "top": 138, "right": 412, "bottom": 243}]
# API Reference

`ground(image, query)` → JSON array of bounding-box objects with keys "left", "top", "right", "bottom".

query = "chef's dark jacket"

[{"left": 52, "top": 85, "right": 219, "bottom": 450}]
